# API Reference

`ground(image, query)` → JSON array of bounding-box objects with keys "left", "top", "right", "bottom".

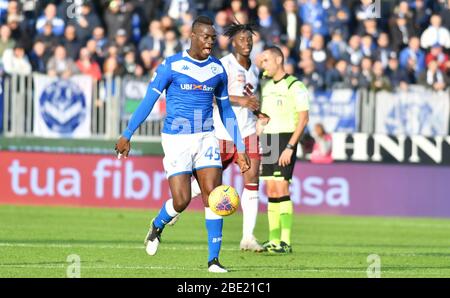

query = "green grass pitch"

[{"left": 1, "top": 204, "right": 450, "bottom": 278}]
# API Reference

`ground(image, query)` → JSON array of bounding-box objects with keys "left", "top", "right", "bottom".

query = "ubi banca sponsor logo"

[{"left": 180, "top": 84, "right": 215, "bottom": 92}]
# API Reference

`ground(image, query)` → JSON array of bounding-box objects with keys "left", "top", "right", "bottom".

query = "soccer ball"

[{"left": 208, "top": 185, "right": 240, "bottom": 216}]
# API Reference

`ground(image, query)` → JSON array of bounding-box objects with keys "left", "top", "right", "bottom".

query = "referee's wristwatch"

[{"left": 286, "top": 143, "right": 295, "bottom": 150}]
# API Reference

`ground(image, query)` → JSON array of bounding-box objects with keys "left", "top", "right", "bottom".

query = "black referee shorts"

[{"left": 260, "top": 133, "right": 297, "bottom": 182}]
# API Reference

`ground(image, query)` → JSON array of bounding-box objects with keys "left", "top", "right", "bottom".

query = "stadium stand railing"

[{"left": 1, "top": 74, "right": 450, "bottom": 140}]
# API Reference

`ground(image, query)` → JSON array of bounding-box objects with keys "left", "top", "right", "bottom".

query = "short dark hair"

[
  {"left": 192, "top": 15, "right": 213, "bottom": 31},
  {"left": 265, "top": 45, "right": 284, "bottom": 65}
]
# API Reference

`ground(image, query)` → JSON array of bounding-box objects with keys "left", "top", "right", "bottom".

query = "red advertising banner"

[{"left": 1, "top": 151, "right": 450, "bottom": 217}]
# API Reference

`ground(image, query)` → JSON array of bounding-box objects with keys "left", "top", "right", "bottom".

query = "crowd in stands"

[{"left": 0, "top": 0, "right": 449, "bottom": 92}]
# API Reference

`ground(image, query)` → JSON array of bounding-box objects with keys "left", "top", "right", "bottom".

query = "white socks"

[
  {"left": 241, "top": 184, "right": 259, "bottom": 239},
  {"left": 191, "top": 179, "right": 202, "bottom": 198}
]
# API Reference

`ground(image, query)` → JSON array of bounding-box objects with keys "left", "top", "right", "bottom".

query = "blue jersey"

[{"left": 122, "top": 51, "right": 245, "bottom": 151}]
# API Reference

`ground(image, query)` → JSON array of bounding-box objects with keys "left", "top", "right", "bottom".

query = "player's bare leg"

[
  {"left": 166, "top": 179, "right": 201, "bottom": 226},
  {"left": 144, "top": 174, "right": 192, "bottom": 255},
  {"left": 240, "top": 157, "right": 264, "bottom": 252},
  {"left": 194, "top": 167, "right": 228, "bottom": 273}
]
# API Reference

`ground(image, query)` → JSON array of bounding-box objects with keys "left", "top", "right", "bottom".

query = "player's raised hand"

[
  {"left": 236, "top": 152, "right": 251, "bottom": 173},
  {"left": 115, "top": 136, "right": 131, "bottom": 159}
]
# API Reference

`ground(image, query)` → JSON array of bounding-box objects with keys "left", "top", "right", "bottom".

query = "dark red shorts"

[{"left": 219, "top": 133, "right": 261, "bottom": 169}]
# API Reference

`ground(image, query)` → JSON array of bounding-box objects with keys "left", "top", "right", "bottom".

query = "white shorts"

[{"left": 161, "top": 131, "right": 222, "bottom": 178}]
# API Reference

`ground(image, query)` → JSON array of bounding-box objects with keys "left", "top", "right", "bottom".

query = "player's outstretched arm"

[{"left": 115, "top": 61, "right": 171, "bottom": 158}]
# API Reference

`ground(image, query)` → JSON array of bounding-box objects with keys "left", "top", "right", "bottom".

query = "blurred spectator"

[
  {"left": 326, "top": 59, "right": 351, "bottom": 88},
  {"left": 2, "top": 42, "right": 32, "bottom": 75},
  {"left": 310, "top": 123, "right": 333, "bottom": 164},
  {"left": 440, "top": 0, "right": 450, "bottom": 30},
  {"left": 29, "top": 40, "right": 48, "bottom": 73},
  {"left": 162, "top": 30, "right": 181, "bottom": 58},
  {"left": 37, "top": 21, "right": 60, "bottom": 53},
  {"left": 278, "top": 0, "right": 301, "bottom": 48},
  {"left": 212, "top": 34, "right": 230, "bottom": 59},
  {"left": 111, "top": 28, "right": 135, "bottom": 59},
  {"left": 47, "top": 45, "right": 78, "bottom": 78},
  {"left": 179, "top": 23, "right": 191, "bottom": 51},
  {"left": 36, "top": 3, "right": 65, "bottom": 36},
  {"left": 133, "top": 0, "right": 162, "bottom": 30},
  {"left": 247, "top": 0, "right": 258, "bottom": 21},
  {"left": 76, "top": 47, "right": 102, "bottom": 81},
  {"left": 345, "top": 35, "right": 363, "bottom": 66},
  {"left": 300, "top": 0, "right": 328, "bottom": 36},
  {"left": 164, "top": 0, "right": 195, "bottom": 23},
  {"left": 69, "top": 1, "right": 102, "bottom": 44},
  {"left": 419, "top": 60, "right": 449, "bottom": 91},
  {"left": 7, "top": 13, "right": 29, "bottom": 48},
  {"left": 360, "top": 35, "right": 375, "bottom": 59},
  {"left": 296, "top": 24, "right": 313, "bottom": 54},
  {"left": 359, "top": 57, "right": 373, "bottom": 89},
  {"left": 348, "top": 62, "right": 363, "bottom": 89},
  {"left": 374, "top": 33, "right": 392, "bottom": 69},
  {"left": 399, "top": 36, "right": 426, "bottom": 81},
  {"left": 214, "top": 10, "right": 228, "bottom": 36},
  {"left": 160, "top": 15, "right": 176, "bottom": 32},
  {"left": 393, "top": 1, "right": 414, "bottom": 20},
  {"left": 370, "top": 60, "right": 392, "bottom": 92},
  {"left": 420, "top": 14, "right": 450, "bottom": 49},
  {"left": 62, "top": 25, "right": 82, "bottom": 61},
  {"left": 250, "top": 31, "right": 265, "bottom": 63},
  {"left": 411, "top": 0, "right": 432, "bottom": 34},
  {"left": 86, "top": 39, "right": 102, "bottom": 66},
  {"left": 139, "top": 20, "right": 165, "bottom": 58},
  {"left": 257, "top": 4, "right": 281, "bottom": 46},
  {"left": 225, "top": 0, "right": 246, "bottom": 23},
  {"left": 103, "top": 56, "right": 124, "bottom": 77},
  {"left": 358, "top": 19, "right": 380, "bottom": 40},
  {"left": 92, "top": 27, "right": 108, "bottom": 59},
  {"left": 140, "top": 50, "right": 156, "bottom": 74},
  {"left": 301, "top": 59, "right": 325, "bottom": 90},
  {"left": 327, "top": 29, "right": 347, "bottom": 61},
  {"left": 390, "top": 14, "right": 416, "bottom": 52},
  {"left": 298, "top": 48, "right": 312, "bottom": 71},
  {"left": 385, "top": 52, "right": 410, "bottom": 90},
  {"left": 122, "top": 49, "right": 142, "bottom": 77},
  {"left": 310, "top": 34, "right": 328, "bottom": 75},
  {"left": 326, "top": 0, "right": 350, "bottom": 40},
  {"left": 426, "top": 44, "right": 449, "bottom": 72},
  {"left": 104, "top": 0, "right": 132, "bottom": 41},
  {"left": 0, "top": 25, "right": 15, "bottom": 58}
]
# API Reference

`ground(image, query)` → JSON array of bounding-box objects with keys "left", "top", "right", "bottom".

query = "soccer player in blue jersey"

[{"left": 115, "top": 16, "right": 250, "bottom": 273}]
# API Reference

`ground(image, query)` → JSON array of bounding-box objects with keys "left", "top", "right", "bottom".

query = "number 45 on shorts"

[{"left": 205, "top": 146, "right": 220, "bottom": 160}]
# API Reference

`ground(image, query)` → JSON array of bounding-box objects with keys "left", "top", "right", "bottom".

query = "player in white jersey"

[{"left": 169, "top": 23, "right": 270, "bottom": 252}]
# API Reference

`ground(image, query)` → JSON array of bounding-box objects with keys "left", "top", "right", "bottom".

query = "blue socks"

[
  {"left": 205, "top": 207, "right": 223, "bottom": 262},
  {"left": 154, "top": 202, "right": 223, "bottom": 262},
  {"left": 154, "top": 199, "right": 179, "bottom": 229}
]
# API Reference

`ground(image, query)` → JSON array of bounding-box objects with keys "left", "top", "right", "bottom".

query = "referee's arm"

[
  {"left": 279, "top": 85, "right": 310, "bottom": 167},
  {"left": 288, "top": 84, "right": 310, "bottom": 148},
  {"left": 288, "top": 110, "right": 309, "bottom": 148}
]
